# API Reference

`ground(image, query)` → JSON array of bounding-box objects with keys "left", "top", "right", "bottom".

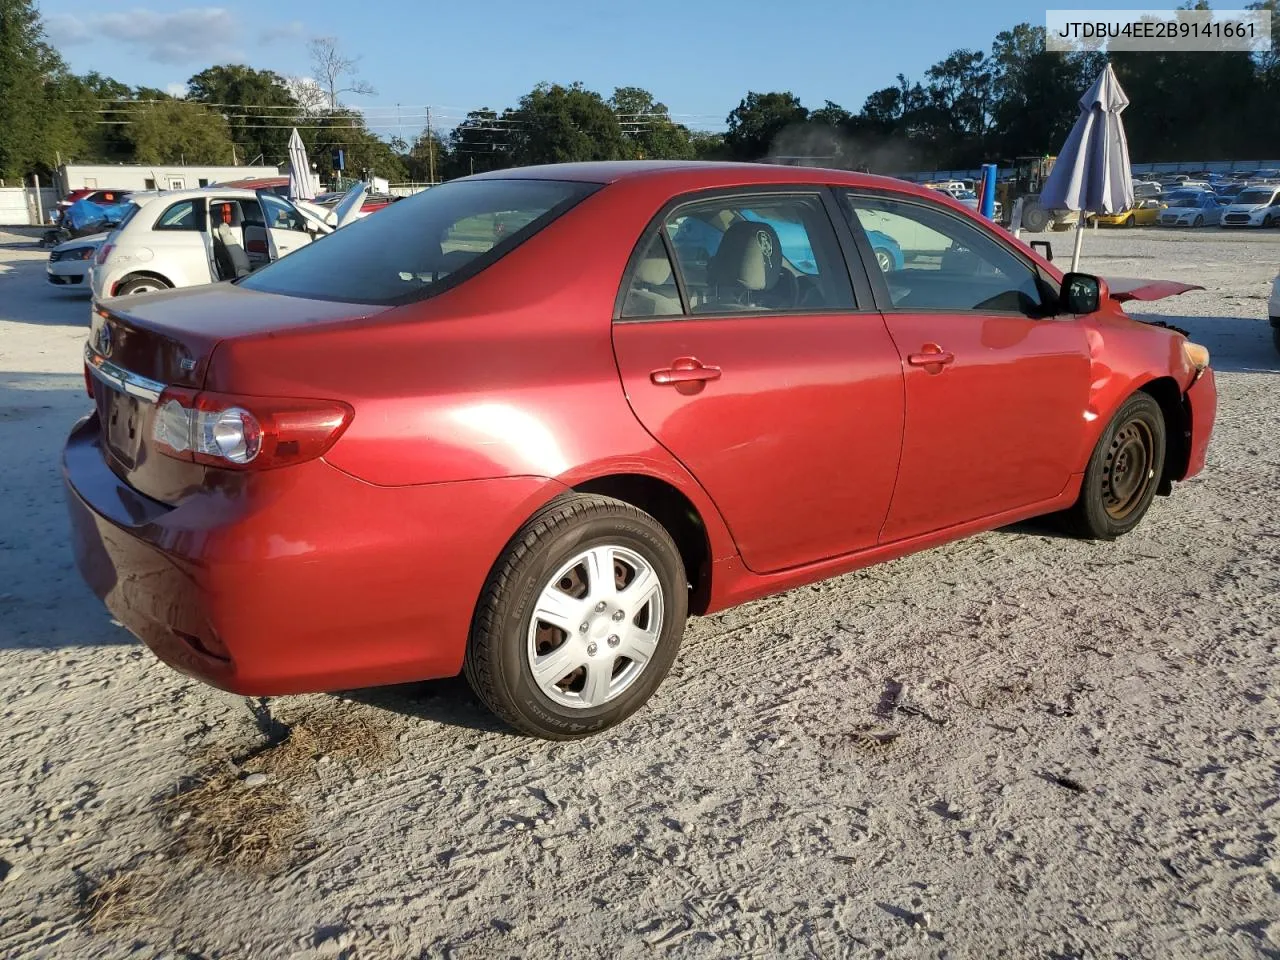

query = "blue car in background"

[{"left": 671, "top": 210, "right": 904, "bottom": 277}]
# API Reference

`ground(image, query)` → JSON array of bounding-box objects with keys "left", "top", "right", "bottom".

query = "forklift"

[{"left": 997, "top": 155, "right": 1078, "bottom": 232}]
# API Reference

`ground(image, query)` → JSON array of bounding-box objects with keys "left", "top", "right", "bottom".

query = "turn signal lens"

[
  {"left": 1182, "top": 341, "right": 1210, "bottom": 371},
  {"left": 151, "top": 388, "right": 352, "bottom": 470}
]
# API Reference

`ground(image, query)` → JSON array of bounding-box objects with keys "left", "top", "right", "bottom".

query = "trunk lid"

[{"left": 87, "top": 284, "right": 389, "bottom": 504}]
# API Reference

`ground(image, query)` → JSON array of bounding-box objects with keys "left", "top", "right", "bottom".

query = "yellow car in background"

[{"left": 1089, "top": 198, "right": 1163, "bottom": 227}]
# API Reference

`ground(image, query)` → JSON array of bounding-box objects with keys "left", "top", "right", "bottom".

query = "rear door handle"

[
  {"left": 907, "top": 345, "right": 955, "bottom": 368},
  {"left": 651, "top": 357, "right": 722, "bottom": 385}
]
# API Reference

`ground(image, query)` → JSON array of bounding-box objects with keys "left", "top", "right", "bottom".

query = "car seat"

[
  {"left": 707, "top": 220, "right": 797, "bottom": 310},
  {"left": 622, "top": 251, "right": 681, "bottom": 316},
  {"left": 212, "top": 203, "right": 252, "bottom": 279}
]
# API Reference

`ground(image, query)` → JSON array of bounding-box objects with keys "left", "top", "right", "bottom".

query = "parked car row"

[{"left": 1083, "top": 183, "right": 1280, "bottom": 229}]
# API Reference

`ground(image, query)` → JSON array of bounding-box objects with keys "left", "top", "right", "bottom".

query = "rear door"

[
  {"left": 611, "top": 188, "right": 905, "bottom": 574},
  {"left": 838, "top": 190, "right": 1091, "bottom": 543}
]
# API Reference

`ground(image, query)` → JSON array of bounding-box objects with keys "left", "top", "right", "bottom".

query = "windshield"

[
  {"left": 1164, "top": 191, "right": 1203, "bottom": 205},
  {"left": 1237, "top": 189, "right": 1275, "bottom": 205},
  {"left": 238, "top": 179, "right": 598, "bottom": 305}
]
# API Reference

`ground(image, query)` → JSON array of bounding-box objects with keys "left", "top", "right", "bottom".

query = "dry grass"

[
  {"left": 79, "top": 861, "right": 166, "bottom": 934},
  {"left": 163, "top": 765, "right": 307, "bottom": 872},
  {"left": 243, "top": 710, "right": 399, "bottom": 782}
]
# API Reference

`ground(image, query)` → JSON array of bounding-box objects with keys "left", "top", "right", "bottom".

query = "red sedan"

[{"left": 64, "top": 162, "right": 1217, "bottom": 739}]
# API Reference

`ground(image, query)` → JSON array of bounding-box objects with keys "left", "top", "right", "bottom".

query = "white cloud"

[{"left": 45, "top": 7, "right": 263, "bottom": 65}]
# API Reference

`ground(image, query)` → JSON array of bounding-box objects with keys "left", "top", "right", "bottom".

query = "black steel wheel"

[{"left": 1062, "top": 392, "right": 1166, "bottom": 540}]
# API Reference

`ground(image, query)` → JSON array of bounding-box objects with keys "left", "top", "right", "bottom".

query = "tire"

[
  {"left": 1125, "top": 214, "right": 1136, "bottom": 228},
  {"left": 874, "top": 248, "right": 895, "bottom": 273},
  {"left": 463, "top": 494, "right": 688, "bottom": 739},
  {"left": 116, "top": 275, "right": 170, "bottom": 296},
  {"left": 1272, "top": 324, "right": 1280, "bottom": 356},
  {"left": 1264, "top": 215, "right": 1275, "bottom": 229},
  {"left": 1063, "top": 392, "right": 1166, "bottom": 540},
  {"left": 1021, "top": 203, "right": 1050, "bottom": 233},
  {"left": 1193, "top": 215, "right": 1204, "bottom": 228}
]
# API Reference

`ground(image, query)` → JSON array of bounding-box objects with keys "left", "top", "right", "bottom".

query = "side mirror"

[
  {"left": 1061, "top": 272, "right": 1103, "bottom": 314},
  {"left": 1030, "top": 239, "right": 1053, "bottom": 262}
]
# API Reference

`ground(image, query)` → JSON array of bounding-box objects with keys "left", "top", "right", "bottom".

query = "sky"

[{"left": 37, "top": 0, "right": 1143, "bottom": 137}]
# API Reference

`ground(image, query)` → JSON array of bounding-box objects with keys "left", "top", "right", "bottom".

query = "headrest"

[
  {"left": 634, "top": 253, "right": 673, "bottom": 286},
  {"left": 710, "top": 220, "right": 783, "bottom": 291}
]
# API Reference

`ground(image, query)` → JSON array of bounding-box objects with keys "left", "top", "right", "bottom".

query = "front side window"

[
  {"left": 662, "top": 193, "right": 853, "bottom": 314},
  {"left": 154, "top": 200, "right": 203, "bottom": 231},
  {"left": 239, "top": 179, "right": 596, "bottom": 305},
  {"left": 843, "top": 193, "right": 1046, "bottom": 317}
]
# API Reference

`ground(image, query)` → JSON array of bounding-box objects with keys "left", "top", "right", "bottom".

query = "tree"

[
  {"left": 309, "top": 37, "right": 375, "bottom": 110},
  {"left": 445, "top": 108, "right": 511, "bottom": 177},
  {"left": 507, "top": 83, "right": 628, "bottom": 166},
  {"left": 609, "top": 86, "right": 695, "bottom": 159},
  {"left": 723, "top": 92, "right": 809, "bottom": 160},
  {"left": 0, "top": 0, "right": 66, "bottom": 178},
  {"left": 124, "top": 101, "right": 237, "bottom": 164},
  {"left": 306, "top": 109, "right": 406, "bottom": 183},
  {"left": 187, "top": 64, "right": 300, "bottom": 165}
]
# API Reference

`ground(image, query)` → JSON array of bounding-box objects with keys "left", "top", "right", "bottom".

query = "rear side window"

[
  {"left": 154, "top": 200, "right": 204, "bottom": 231},
  {"left": 661, "top": 193, "right": 854, "bottom": 314},
  {"left": 619, "top": 233, "right": 681, "bottom": 318},
  {"left": 239, "top": 179, "right": 598, "bottom": 305}
]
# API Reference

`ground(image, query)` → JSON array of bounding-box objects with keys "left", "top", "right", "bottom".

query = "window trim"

[
  {"left": 613, "top": 185, "right": 873, "bottom": 323},
  {"left": 837, "top": 188, "right": 1063, "bottom": 318}
]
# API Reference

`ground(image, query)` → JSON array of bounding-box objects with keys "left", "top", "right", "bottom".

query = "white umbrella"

[
  {"left": 287, "top": 128, "right": 318, "bottom": 201},
  {"left": 1039, "top": 64, "right": 1135, "bottom": 272}
]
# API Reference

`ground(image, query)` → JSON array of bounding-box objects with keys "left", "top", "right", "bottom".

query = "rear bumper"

[
  {"left": 63, "top": 413, "right": 564, "bottom": 695},
  {"left": 1182, "top": 368, "right": 1216, "bottom": 481}
]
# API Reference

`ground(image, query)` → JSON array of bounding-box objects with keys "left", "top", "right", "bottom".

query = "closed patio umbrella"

[
  {"left": 287, "top": 128, "right": 318, "bottom": 201},
  {"left": 1039, "top": 64, "right": 1134, "bottom": 272}
]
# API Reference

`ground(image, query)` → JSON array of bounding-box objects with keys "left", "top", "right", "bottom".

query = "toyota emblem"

[{"left": 95, "top": 322, "right": 113, "bottom": 357}]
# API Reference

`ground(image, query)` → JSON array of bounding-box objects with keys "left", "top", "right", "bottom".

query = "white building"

[{"left": 57, "top": 163, "right": 281, "bottom": 195}]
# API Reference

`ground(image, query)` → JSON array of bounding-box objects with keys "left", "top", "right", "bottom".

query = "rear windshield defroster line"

[{"left": 238, "top": 179, "right": 600, "bottom": 307}]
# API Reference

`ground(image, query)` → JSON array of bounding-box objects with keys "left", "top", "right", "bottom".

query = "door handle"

[
  {"left": 907, "top": 344, "right": 955, "bottom": 368},
  {"left": 651, "top": 357, "right": 722, "bottom": 385}
]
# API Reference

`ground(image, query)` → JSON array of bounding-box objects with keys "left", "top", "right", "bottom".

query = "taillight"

[
  {"left": 94, "top": 243, "right": 113, "bottom": 266},
  {"left": 151, "top": 388, "right": 353, "bottom": 470}
]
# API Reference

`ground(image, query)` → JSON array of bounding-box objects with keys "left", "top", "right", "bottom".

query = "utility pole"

[{"left": 427, "top": 106, "right": 436, "bottom": 184}]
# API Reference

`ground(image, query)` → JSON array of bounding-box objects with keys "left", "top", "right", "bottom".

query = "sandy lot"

[{"left": 0, "top": 225, "right": 1277, "bottom": 960}]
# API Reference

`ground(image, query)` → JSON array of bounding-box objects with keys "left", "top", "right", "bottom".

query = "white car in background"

[
  {"left": 46, "top": 235, "right": 107, "bottom": 290},
  {"left": 89, "top": 185, "right": 365, "bottom": 299},
  {"left": 1220, "top": 185, "right": 1280, "bottom": 228},
  {"left": 1157, "top": 190, "right": 1224, "bottom": 227}
]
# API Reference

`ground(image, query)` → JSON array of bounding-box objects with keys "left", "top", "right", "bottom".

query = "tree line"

[{"left": 1, "top": 0, "right": 1277, "bottom": 188}]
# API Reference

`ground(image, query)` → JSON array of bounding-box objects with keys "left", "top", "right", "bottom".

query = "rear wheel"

[
  {"left": 116, "top": 275, "right": 170, "bottom": 296},
  {"left": 1021, "top": 202, "right": 1050, "bottom": 233},
  {"left": 1063, "top": 393, "right": 1166, "bottom": 540},
  {"left": 464, "top": 494, "right": 688, "bottom": 739}
]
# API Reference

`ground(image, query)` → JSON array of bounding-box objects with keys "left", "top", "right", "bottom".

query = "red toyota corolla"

[{"left": 64, "top": 162, "right": 1217, "bottom": 738}]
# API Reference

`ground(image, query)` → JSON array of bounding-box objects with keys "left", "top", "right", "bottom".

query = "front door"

[
  {"left": 839, "top": 191, "right": 1091, "bottom": 543},
  {"left": 612, "top": 190, "right": 905, "bottom": 574},
  {"left": 258, "top": 192, "right": 315, "bottom": 260}
]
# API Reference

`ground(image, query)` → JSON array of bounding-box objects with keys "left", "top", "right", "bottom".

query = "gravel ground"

[{"left": 1, "top": 226, "right": 1277, "bottom": 960}]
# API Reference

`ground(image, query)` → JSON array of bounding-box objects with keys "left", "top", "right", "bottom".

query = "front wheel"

[
  {"left": 874, "top": 248, "right": 895, "bottom": 273},
  {"left": 1125, "top": 214, "right": 1136, "bottom": 228},
  {"left": 1063, "top": 392, "right": 1166, "bottom": 540},
  {"left": 464, "top": 494, "right": 688, "bottom": 739},
  {"left": 1193, "top": 215, "right": 1204, "bottom": 227}
]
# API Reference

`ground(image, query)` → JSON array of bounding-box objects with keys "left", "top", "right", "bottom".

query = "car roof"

[
  {"left": 131, "top": 187, "right": 261, "bottom": 206},
  {"left": 463, "top": 160, "right": 941, "bottom": 202}
]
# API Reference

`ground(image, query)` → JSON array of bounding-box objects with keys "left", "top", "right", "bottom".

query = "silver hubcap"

[
  {"left": 875, "top": 250, "right": 892, "bottom": 273},
  {"left": 527, "top": 544, "right": 663, "bottom": 710},
  {"left": 128, "top": 283, "right": 158, "bottom": 294}
]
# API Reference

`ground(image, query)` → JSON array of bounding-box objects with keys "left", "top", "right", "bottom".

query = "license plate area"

[{"left": 98, "top": 385, "right": 144, "bottom": 469}]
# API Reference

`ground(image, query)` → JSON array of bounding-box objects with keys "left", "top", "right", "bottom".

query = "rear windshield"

[{"left": 238, "top": 179, "right": 597, "bottom": 305}]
